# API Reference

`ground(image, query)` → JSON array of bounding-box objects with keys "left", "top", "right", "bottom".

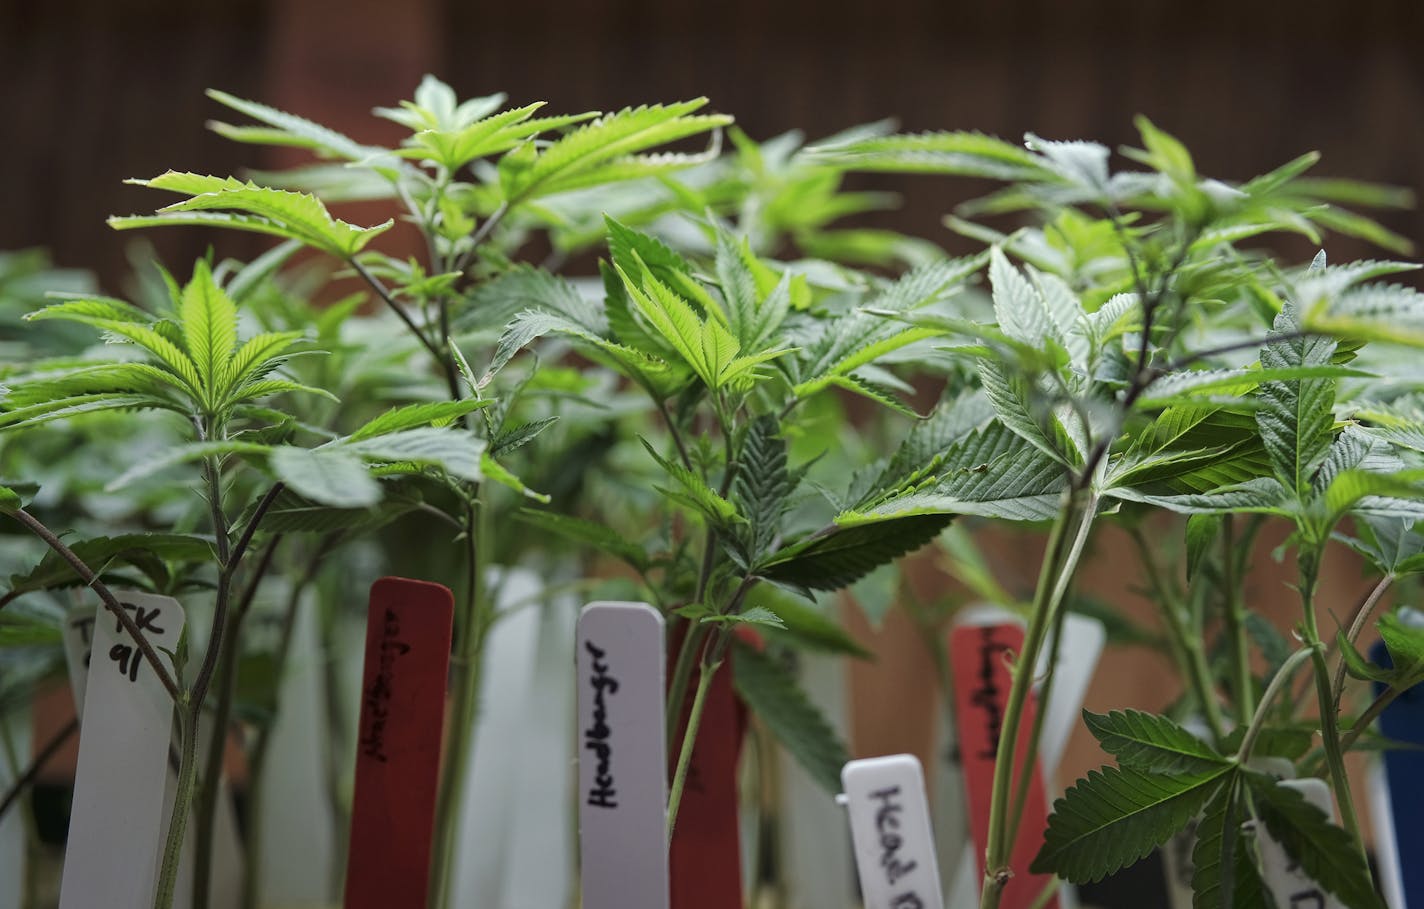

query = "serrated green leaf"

[
  {"left": 513, "top": 509, "right": 649, "bottom": 573},
  {"left": 105, "top": 439, "right": 274, "bottom": 490},
  {"left": 1084, "top": 710, "right": 1229, "bottom": 775},
  {"left": 1031, "top": 764, "right": 1233, "bottom": 883},
  {"left": 704, "top": 605, "right": 786, "bottom": 630},
  {"left": 741, "top": 585, "right": 870, "bottom": 658},
  {"left": 1255, "top": 304, "right": 1339, "bottom": 497},
  {"left": 731, "top": 642, "right": 849, "bottom": 794},
  {"left": 759, "top": 513, "right": 951, "bottom": 591},
  {"left": 1242, "top": 773, "right": 1385, "bottom": 909},
  {"left": 1191, "top": 775, "right": 1268, "bottom": 909},
  {"left": 348, "top": 400, "right": 491, "bottom": 441},
  {"left": 117, "top": 173, "right": 392, "bottom": 257},
  {"left": 6, "top": 533, "right": 213, "bottom": 598}
]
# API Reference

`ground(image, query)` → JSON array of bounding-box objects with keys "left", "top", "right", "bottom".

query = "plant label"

[
  {"left": 1248, "top": 778, "right": 1343, "bottom": 909},
  {"left": 343, "top": 577, "right": 454, "bottom": 909},
  {"left": 577, "top": 601, "right": 668, "bottom": 909},
  {"left": 58, "top": 592, "right": 185, "bottom": 909},
  {"left": 949, "top": 612, "right": 1058, "bottom": 909},
  {"left": 669, "top": 633, "right": 747, "bottom": 909},
  {"left": 1370, "top": 636, "right": 1423, "bottom": 908},
  {"left": 842, "top": 754, "right": 944, "bottom": 909},
  {"left": 61, "top": 604, "right": 97, "bottom": 714}
]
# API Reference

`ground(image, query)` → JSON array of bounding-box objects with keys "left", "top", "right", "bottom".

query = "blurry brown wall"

[{"left": 2, "top": 0, "right": 1422, "bottom": 287}]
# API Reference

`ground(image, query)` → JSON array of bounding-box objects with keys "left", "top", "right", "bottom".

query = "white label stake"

[
  {"left": 843, "top": 754, "right": 944, "bottom": 909},
  {"left": 577, "top": 601, "right": 668, "bottom": 909},
  {"left": 59, "top": 592, "right": 185, "bottom": 909}
]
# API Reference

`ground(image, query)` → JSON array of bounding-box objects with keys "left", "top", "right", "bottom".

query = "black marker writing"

[
  {"left": 971, "top": 627, "right": 1009, "bottom": 759},
  {"left": 869, "top": 785, "right": 923, "bottom": 907},
  {"left": 584, "top": 640, "right": 620, "bottom": 809},
  {"left": 359, "top": 608, "right": 410, "bottom": 763}
]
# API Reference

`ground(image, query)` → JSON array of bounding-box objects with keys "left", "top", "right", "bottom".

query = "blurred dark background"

[{"left": 2, "top": 0, "right": 1422, "bottom": 288}]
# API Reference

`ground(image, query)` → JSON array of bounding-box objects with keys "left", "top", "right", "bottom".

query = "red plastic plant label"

[
  {"left": 949, "top": 619, "right": 1058, "bottom": 909},
  {"left": 668, "top": 637, "right": 746, "bottom": 909},
  {"left": 343, "top": 577, "right": 454, "bottom": 909}
]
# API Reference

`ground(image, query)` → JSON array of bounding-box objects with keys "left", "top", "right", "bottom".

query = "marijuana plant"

[{"left": 813, "top": 119, "right": 1423, "bottom": 908}]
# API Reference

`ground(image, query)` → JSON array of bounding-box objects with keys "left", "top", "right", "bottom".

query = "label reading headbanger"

[{"left": 577, "top": 601, "right": 668, "bottom": 909}]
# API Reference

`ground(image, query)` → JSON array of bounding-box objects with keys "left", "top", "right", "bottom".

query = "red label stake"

[
  {"left": 950, "top": 620, "right": 1058, "bottom": 909},
  {"left": 344, "top": 577, "right": 454, "bottom": 909},
  {"left": 668, "top": 632, "right": 748, "bottom": 909}
]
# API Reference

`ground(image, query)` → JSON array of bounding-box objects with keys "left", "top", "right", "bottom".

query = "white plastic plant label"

[
  {"left": 1251, "top": 778, "right": 1343, "bottom": 909},
  {"left": 58, "top": 592, "right": 185, "bottom": 909},
  {"left": 60, "top": 603, "right": 98, "bottom": 714},
  {"left": 576, "top": 601, "right": 668, "bottom": 909},
  {"left": 842, "top": 754, "right": 944, "bottom": 909}
]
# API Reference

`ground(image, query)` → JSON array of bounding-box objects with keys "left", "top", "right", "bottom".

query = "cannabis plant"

[{"left": 813, "top": 119, "right": 1422, "bottom": 908}]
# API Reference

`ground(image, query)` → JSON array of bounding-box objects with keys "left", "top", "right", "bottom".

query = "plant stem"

[
  {"left": 350, "top": 259, "right": 444, "bottom": 363},
  {"left": 1338, "top": 686, "right": 1405, "bottom": 752},
  {"left": 154, "top": 702, "right": 199, "bottom": 909},
  {"left": 240, "top": 541, "right": 331, "bottom": 909},
  {"left": 429, "top": 500, "right": 486, "bottom": 909},
  {"left": 1296, "top": 563, "right": 1365, "bottom": 858},
  {"left": 667, "top": 635, "right": 726, "bottom": 836},
  {"left": 666, "top": 622, "right": 709, "bottom": 747},
  {"left": 1235, "top": 646, "right": 1316, "bottom": 761},
  {"left": 192, "top": 535, "right": 280, "bottom": 908},
  {"left": 1221, "top": 516, "right": 1255, "bottom": 726},
  {"left": 0, "top": 715, "right": 78, "bottom": 821},
  {"left": 1331, "top": 574, "right": 1394, "bottom": 707},
  {"left": 5, "top": 508, "right": 179, "bottom": 699},
  {"left": 980, "top": 490, "right": 1097, "bottom": 909},
  {"left": 1129, "top": 526, "right": 1226, "bottom": 743}
]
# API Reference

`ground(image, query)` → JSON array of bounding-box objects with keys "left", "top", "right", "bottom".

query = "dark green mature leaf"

[
  {"left": 1243, "top": 773, "right": 1386, "bottom": 909},
  {"left": 1377, "top": 610, "right": 1424, "bottom": 683},
  {"left": 6, "top": 533, "right": 213, "bottom": 598},
  {"left": 513, "top": 509, "right": 649, "bottom": 573},
  {"left": 255, "top": 486, "right": 419, "bottom": 535},
  {"left": 1084, "top": 710, "right": 1229, "bottom": 775},
  {"left": 0, "top": 610, "right": 62, "bottom": 646},
  {"left": 1031, "top": 764, "right": 1233, "bottom": 883},
  {"left": 1185, "top": 513, "right": 1223, "bottom": 580},
  {"left": 731, "top": 642, "right": 850, "bottom": 794},
  {"left": 1191, "top": 776, "right": 1268, "bottom": 909},
  {"left": 759, "top": 513, "right": 951, "bottom": 591},
  {"left": 1256, "top": 304, "right": 1339, "bottom": 495}
]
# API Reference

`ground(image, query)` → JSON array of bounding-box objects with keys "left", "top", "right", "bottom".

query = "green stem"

[
  {"left": 980, "top": 490, "right": 1097, "bottom": 909},
  {"left": 429, "top": 500, "right": 487, "bottom": 909},
  {"left": 1221, "top": 516, "right": 1255, "bottom": 726},
  {"left": 240, "top": 542, "right": 330, "bottom": 909},
  {"left": 666, "top": 622, "right": 708, "bottom": 748},
  {"left": 667, "top": 638, "right": 725, "bottom": 836},
  {"left": 1235, "top": 646, "right": 1316, "bottom": 762},
  {"left": 1297, "top": 563, "right": 1365, "bottom": 857},
  {"left": 1339, "top": 686, "right": 1406, "bottom": 753},
  {"left": 1129, "top": 527, "right": 1225, "bottom": 743},
  {"left": 1331, "top": 574, "right": 1394, "bottom": 708},
  {"left": 154, "top": 700, "right": 199, "bottom": 909}
]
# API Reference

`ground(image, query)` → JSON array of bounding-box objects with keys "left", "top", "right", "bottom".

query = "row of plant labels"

[{"left": 50, "top": 579, "right": 1422, "bottom": 908}]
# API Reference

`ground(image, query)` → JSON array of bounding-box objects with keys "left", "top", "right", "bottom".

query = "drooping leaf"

[
  {"left": 1031, "top": 764, "right": 1233, "bottom": 883},
  {"left": 513, "top": 509, "right": 649, "bottom": 573},
  {"left": 731, "top": 641, "right": 850, "bottom": 795},
  {"left": 759, "top": 513, "right": 952, "bottom": 592},
  {"left": 1242, "top": 772, "right": 1386, "bottom": 909},
  {"left": 348, "top": 399, "right": 491, "bottom": 441}
]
